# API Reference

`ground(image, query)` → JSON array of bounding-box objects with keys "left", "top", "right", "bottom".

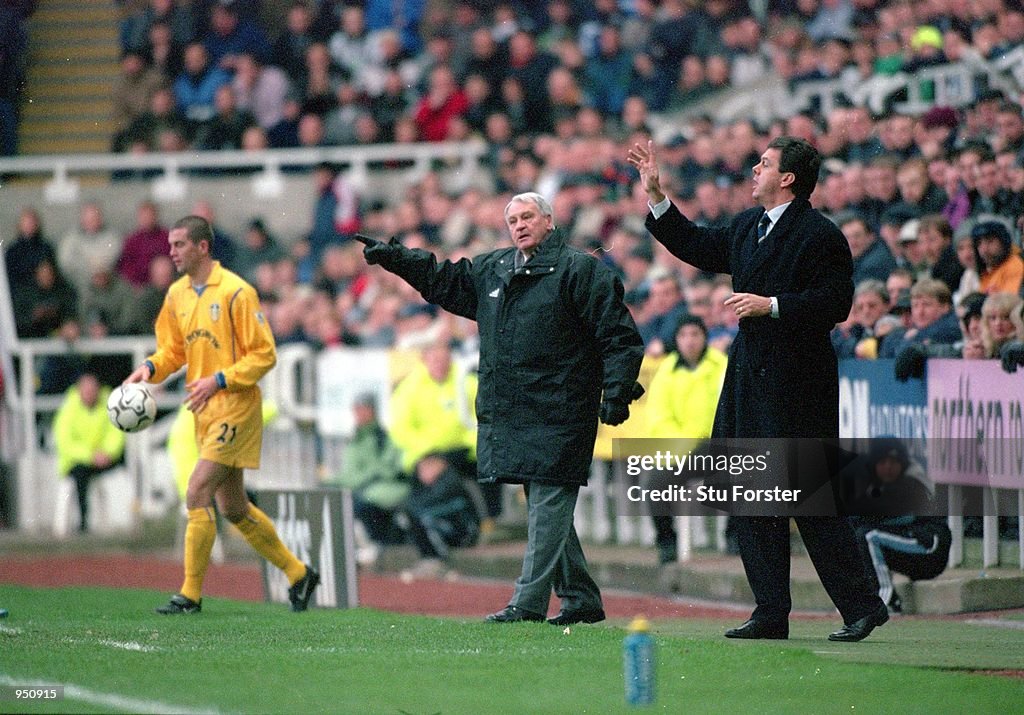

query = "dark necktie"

[{"left": 757, "top": 213, "right": 771, "bottom": 243}]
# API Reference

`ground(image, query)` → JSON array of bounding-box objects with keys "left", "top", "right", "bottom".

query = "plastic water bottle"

[{"left": 623, "top": 615, "right": 655, "bottom": 706}]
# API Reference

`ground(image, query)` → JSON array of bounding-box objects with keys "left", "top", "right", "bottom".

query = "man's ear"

[{"left": 780, "top": 171, "right": 795, "bottom": 188}]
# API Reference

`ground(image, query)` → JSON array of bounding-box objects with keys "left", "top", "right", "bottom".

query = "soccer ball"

[{"left": 107, "top": 383, "right": 157, "bottom": 433}]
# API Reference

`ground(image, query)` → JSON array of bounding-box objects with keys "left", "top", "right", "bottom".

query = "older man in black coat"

[
  {"left": 355, "top": 192, "right": 644, "bottom": 625},
  {"left": 628, "top": 136, "right": 888, "bottom": 642}
]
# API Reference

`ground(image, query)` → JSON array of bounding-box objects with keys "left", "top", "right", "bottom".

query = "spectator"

[
  {"left": 832, "top": 279, "right": 892, "bottom": 359},
  {"left": 994, "top": 101, "right": 1024, "bottom": 156},
  {"left": 192, "top": 83, "right": 256, "bottom": 151},
  {"left": 840, "top": 213, "right": 897, "bottom": 285},
  {"left": 645, "top": 315, "right": 727, "bottom": 562},
  {"left": 585, "top": 23, "right": 633, "bottom": 117},
  {"left": 951, "top": 231, "right": 981, "bottom": 307},
  {"left": 370, "top": 69, "right": 412, "bottom": 139},
  {"left": 972, "top": 220, "right": 1023, "bottom": 295},
  {"left": 388, "top": 342, "right": 490, "bottom": 523},
  {"left": 13, "top": 258, "right": 78, "bottom": 340},
  {"left": 121, "top": 0, "right": 194, "bottom": 53},
  {"left": 413, "top": 65, "right": 468, "bottom": 142},
  {"left": 463, "top": 26, "right": 507, "bottom": 95},
  {"left": 506, "top": 30, "right": 559, "bottom": 133},
  {"left": 5, "top": 207, "right": 56, "bottom": 293},
  {"left": 202, "top": 0, "right": 271, "bottom": 72},
  {"left": 365, "top": 0, "right": 425, "bottom": 56},
  {"left": 881, "top": 278, "right": 961, "bottom": 359},
  {"left": 52, "top": 372, "right": 126, "bottom": 533},
  {"left": 271, "top": 1, "right": 316, "bottom": 84},
  {"left": 231, "top": 51, "right": 291, "bottom": 131},
  {"left": 401, "top": 442, "right": 481, "bottom": 580},
  {"left": 637, "top": 271, "right": 689, "bottom": 356},
  {"left": 143, "top": 20, "right": 185, "bottom": 81},
  {"left": 847, "top": 439, "right": 951, "bottom": 613},
  {"left": 80, "top": 264, "right": 137, "bottom": 340},
  {"left": 189, "top": 200, "right": 237, "bottom": 270},
  {"left": 296, "top": 162, "right": 359, "bottom": 283},
  {"left": 970, "top": 152, "right": 1019, "bottom": 219},
  {"left": 326, "top": 393, "right": 409, "bottom": 568},
  {"left": 979, "top": 292, "right": 1023, "bottom": 359},
  {"left": 174, "top": 42, "right": 231, "bottom": 133},
  {"left": 895, "top": 157, "right": 946, "bottom": 214},
  {"left": 877, "top": 205, "right": 920, "bottom": 270},
  {"left": 885, "top": 267, "right": 914, "bottom": 309},
  {"left": 917, "top": 214, "right": 963, "bottom": 294},
  {"left": 322, "top": 81, "right": 369, "bottom": 145},
  {"left": 111, "top": 50, "right": 166, "bottom": 142},
  {"left": 295, "top": 43, "right": 343, "bottom": 116},
  {"left": 116, "top": 200, "right": 170, "bottom": 288},
  {"left": 119, "top": 84, "right": 188, "bottom": 152},
  {"left": 327, "top": 4, "right": 370, "bottom": 83},
  {"left": 233, "top": 218, "right": 285, "bottom": 286},
  {"left": 57, "top": 202, "right": 124, "bottom": 297},
  {"left": 125, "top": 254, "right": 175, "bottom": 334}
]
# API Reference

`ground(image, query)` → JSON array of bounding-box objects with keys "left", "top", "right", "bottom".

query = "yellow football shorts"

[{"left": 195, "top": 387, "right": 264, "bottom": 469}]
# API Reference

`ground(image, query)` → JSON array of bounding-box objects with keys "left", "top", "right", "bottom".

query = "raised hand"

[
  {"left": 354, "top": 233, "right": 399, "bottom": 266},
  {"left": 625, "top": 140, "right": 666, "bottom": 204}
]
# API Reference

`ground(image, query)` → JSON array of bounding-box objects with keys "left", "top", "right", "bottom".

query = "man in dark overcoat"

[
  {"left": 356, "top": 192, "right": 644, "bottom": 625},
  {"left": 628, "top": 136, "right": 889, "bottom": 642}
]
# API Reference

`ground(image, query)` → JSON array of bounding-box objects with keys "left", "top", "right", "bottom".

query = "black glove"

[
  {"left": 894, "top": 343, "right": 927, "bottom": 382},
  {"left": 1000, "top": 341, "right": 1024, "bottom": 374},
  {"left": 600, "top": 400, "right": 630, "bottom": 426},
  {"left": 354, "top": 233, "right": 399, "bottom": 266},
  {"left": 630, "top": 381, "right": 645, "bottom": 402}
]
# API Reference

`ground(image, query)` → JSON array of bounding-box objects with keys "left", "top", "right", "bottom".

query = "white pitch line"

[
  {"left": 965, "top": 618, "right": 1024, "bottom": 630},
  {"left": 0, "top": 674, "right": 222, "bottom": 715},
  {"left": 0, "top": 625, "right": 22, "bottom": 635},
  {"left": 98, "top": 639, "right": 160, "bottom": 653}
]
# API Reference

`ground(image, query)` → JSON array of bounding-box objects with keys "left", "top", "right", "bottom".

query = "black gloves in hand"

[
  {"left": 354, "top": 233, "right": 399, "bottom": 266},
  {"left": 630, "top": 381, "right": 645, "bottom": 402},
  {"left": 1000, "top": 341, "right": 1024, "bottom": 373},
  {"left": 600, "top": 400, "right": 630, "bottom": 426},
  {"left": 894, "top": 343, "right": 927, "bottom": 382}
]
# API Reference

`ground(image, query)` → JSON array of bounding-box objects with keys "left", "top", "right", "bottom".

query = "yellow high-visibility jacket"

[
  {"left": 53, "top": 385, "right": 125, "bottom": 476},
  {"left": 389, "top": 363, "right": 477, "bottom": 472},
  {"left": 646, "top": 348, "right": 728, "bottom": 438}
]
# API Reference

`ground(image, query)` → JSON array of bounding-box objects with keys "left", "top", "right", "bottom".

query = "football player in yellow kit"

[{"left": 126, "top": 215, "right": 319, "bottom": 614}]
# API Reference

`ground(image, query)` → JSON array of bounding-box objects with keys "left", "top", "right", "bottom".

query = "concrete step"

[
  {"left": 31, "top": 22, "right": 119, "bottom": 40},
  {"left": 27, "top": 60, "right": 119, "bottom": 81},
  {"left": 431, "top": 539, "right": 1024, "bottom": 616},
  {"left": 25, "top": 80, "right": 114, "bottom": 99},
  {"left": 22, "top": 98, "right": 113, "bottom": 118},
  {"left": 19, "top": 136, "right": 112, "bottom": 155},
  {"left": 20, "top": 118, "right": 116, "bottom": 137},
  {"left": 32, "top": 6, "right": 120, "bottom": 24},
  {"left": 32, "top": 43, "right": 119, "bottom": 62}
]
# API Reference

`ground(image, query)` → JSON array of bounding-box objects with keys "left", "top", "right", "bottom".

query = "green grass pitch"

[{"left": 0, "top": 586, "right": 1021, "bottom": 714}]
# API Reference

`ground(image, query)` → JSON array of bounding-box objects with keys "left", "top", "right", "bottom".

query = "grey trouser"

[{"left": 510, "top": 482, "right": 602, "bottom": 614}]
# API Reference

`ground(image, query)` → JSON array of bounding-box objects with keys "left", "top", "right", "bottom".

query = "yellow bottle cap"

[{"left": 628, "top": 615, "right": 650, "bottom": 632}]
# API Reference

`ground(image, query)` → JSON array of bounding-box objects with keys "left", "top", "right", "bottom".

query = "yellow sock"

[
  {"left": 233, "top": 504, "right": 306, "bottom": 584},
  {"left": 180, "top": 507, "right": 217, "bottom": 603}
]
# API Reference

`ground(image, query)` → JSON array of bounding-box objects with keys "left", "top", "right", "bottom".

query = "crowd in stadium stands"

[{"left": 5, "top": 0, "right": 1024, "bottom": 395}]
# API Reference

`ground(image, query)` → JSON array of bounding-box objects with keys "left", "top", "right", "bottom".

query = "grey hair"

[{"left": 504, "top": 192, "right": 554, "bottom": 223}]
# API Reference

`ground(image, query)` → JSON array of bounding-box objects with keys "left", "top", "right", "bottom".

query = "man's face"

[
  {"left": 853, "top": 290, "right": 888, "bottom": 328},
  {"left": 873, "top": 455, "right": 904, "bottom": 483},
  {"left": 977, "top": 235, "right": 1008, "bottom": 270},
  {"left": 910, "top": 294, "right": 946, "bottom": 329},
  {"left": 751, "top": 148, "right": 792, "bottom": 206},
  {"left": 842, "top": 220, "right": 873, "bottom": 258},
  {"left": 168, "top": 227, "right": 205, "bottom": 275},
  {"left": 975, "top": 161, "right": 1001, "bottom": 197},
  {"left": 505, "top": 199, "right": 553, "bottom": 254},
  {"left": 919, "top": 225, "right": 948, "bottom": 263},
  {"left": 648, "top": 277, "right": 681, "bottom": 315},
  {"left": 896, "top": 166, "right": 927, "bottom": 203}
]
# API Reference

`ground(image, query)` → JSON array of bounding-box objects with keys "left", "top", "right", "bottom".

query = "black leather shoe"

[
  {"left": 485, "top": 605, "right": 545, "bottom": 623},
  {"left": 547, "top": 607, "right": 606, "bottom": 626},
  {"left": 724, "top": 618, "right": 788, "bottom": 639},
  {"left": 828, "top": 603, "right": 889, "bottom": 642}
]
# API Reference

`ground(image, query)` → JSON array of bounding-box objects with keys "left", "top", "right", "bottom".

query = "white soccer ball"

[{"left": 107, "top": 383, "right": 157, "bottom": 433}]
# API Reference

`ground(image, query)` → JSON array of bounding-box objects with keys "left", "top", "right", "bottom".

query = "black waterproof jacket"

[{"left": 378, "top": 230, "right": 644, "bottom": 485}]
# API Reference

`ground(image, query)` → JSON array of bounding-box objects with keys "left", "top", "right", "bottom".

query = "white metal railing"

[
  {"left": 0, "top": 141, "right": 488, "bottom": 204},
  {"left": 711, "top": 53, "right": 1024, "bottom": 125}
]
